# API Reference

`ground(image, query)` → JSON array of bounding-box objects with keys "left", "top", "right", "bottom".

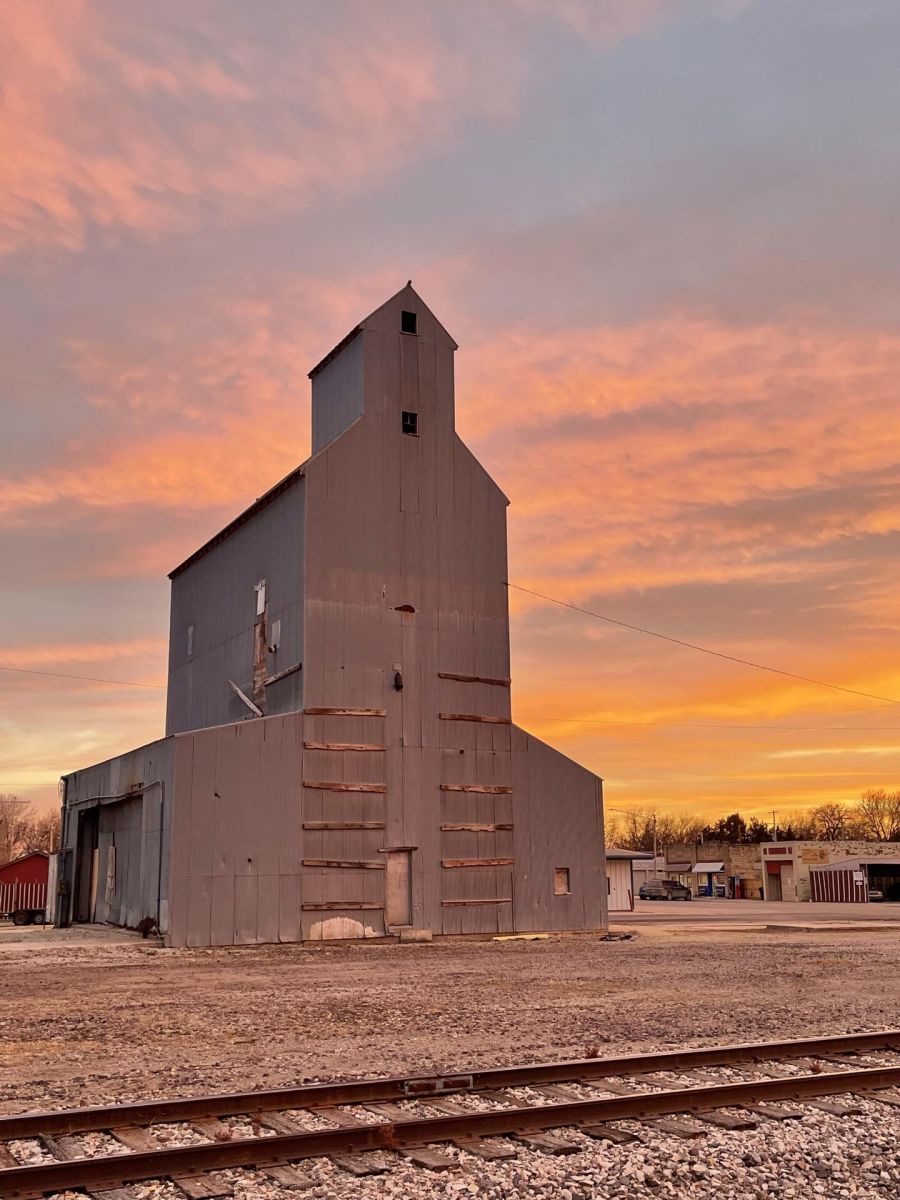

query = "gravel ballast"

[{"left": 1, "top": 924, "right": 897, "bottom": 1197}]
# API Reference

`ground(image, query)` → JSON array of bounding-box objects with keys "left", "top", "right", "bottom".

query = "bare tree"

[
  {"left": 778, "top": 810, "right": 818, "bottom": 840},
  {"left": 605, "top": 807, "right": 703, "bottom": 852},
  {"left": 853, "top": 789, "right": 900, "bottom": 842},
  {"left": 17, "top": 810, "right": 61, "bottom": 854},
  {"left": 811, "top": 802, "right": 850, "bottom": 840},
  {"left": 0, "top": 796, "right": 35, "bottom": 864}
]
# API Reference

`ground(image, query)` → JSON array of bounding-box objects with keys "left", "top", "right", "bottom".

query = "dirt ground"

[{"left": 1, "top": 925, "right": 899, "bottom": 1115}]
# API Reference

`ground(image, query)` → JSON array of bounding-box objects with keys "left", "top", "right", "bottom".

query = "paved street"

[{"left": 612, "top": 898, "right": 900, "bottom": 926}]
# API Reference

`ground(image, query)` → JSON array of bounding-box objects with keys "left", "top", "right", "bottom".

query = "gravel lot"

[{"left": 1, "top": 925, "right": 899, "bottom": 1198}]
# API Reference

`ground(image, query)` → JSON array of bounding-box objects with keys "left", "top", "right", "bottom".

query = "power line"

[
  {"left": 525, "top": 716, "right": 900, "bottom": 731},
  {"left": 506, "top": 582, "right": 900, "bottom": 707},
  {"left": 0, "top": 665, "right": 164, "bottom": 690}
]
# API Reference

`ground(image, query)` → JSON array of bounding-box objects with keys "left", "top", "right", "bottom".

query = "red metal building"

[{"left": 0, "top": 851, "right": 49, "bottom": 917}]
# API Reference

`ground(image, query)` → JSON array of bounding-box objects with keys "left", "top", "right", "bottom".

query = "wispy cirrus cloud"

[{"left": 0, "top": 1, "right": 524, "bottom": 259}]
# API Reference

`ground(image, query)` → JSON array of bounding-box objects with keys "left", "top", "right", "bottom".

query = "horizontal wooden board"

[
  {"left": 439, "top": 784, "right": 513, "bottom": 794},
  {"left": 301, "top": 902, "right": 384, "bottom": 911},
  {"left": 438, "top": 672, "right": 511, "bottom": 687},
  {"left": 301, "top": 859, "right": 386, "bottom": 870},
  {"left": 264, "top": 660, "right": 302, "bottom": 687},
  {"left": 440, "top": 823, "right": 514, "bottom": 832},
  {"left": 438, "top": 713, "right": 512, "bottom": 725},
  {"left": 441, "top": 857, "right": 515, "bottom": 868},
  {"left": 304, "top": 707, "right": 386, "bottom": 717},
  {"left": 441, "top": 898, "right": 513, "bottom": 906},
  {"left": 302, "top": 782, "right": 386, "bottom": 793},
  {"left": 303, "top": 742, "right": 386, "bottom": 752},
  {"left": 302, "top": 821, "right": 386, "bottom": 831}
]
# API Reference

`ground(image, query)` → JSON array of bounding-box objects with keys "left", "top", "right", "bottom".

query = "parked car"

[
  {"left": 867, "top": 887, "right": 884, "bottom": 902},
  {"left": 639, "top": 879, "right": 692, "bottom": 901}
]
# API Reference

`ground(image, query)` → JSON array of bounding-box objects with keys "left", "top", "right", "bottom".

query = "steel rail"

[
  {"left": 1, "top": 1028, "right": 897, "bottom": 1141},
  {"left": 2, "top": 1064, "right": 900, "bottom": 1200}
]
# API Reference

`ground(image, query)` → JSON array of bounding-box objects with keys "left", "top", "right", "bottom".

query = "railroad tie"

[
  {"left": 644, "top": 1116, "right": 707, "bottom": 1138},
  {"left": 421, "top": 1096, "right": 518, "bottom": 1158},
  {"left": 39, "top": 1133, "right": 141, "bottom": 1200},
  {"left": 110, "top": 1127, "right": 160, "bottom": 1152},
  {"left": 0, "top": 1144, "right": 19, "bottom": 1168},
  {"left": 172, "top": 1174, "right": 233, "bottom": 1198},
  {"left": 513, "top": 1131, "right": 582, "bottom": 1155},
  {"left": 401, "top": 1147, "right": 458, "bottom": 1170},
  {"left": 740, "top": 1103, "right": 805, "bottom": 1121},
  {"left": 533, "top": 1084, "right": 589, "bottom": 1103},
  {"left": 39, "top": 1133, "right": 84, "bottom": 1160},
  {"left": 802, "top": 1098, "right": 865, "bottom": 1117},
  {"left": 453, "top": 1138, "right": 518, "bottom": 1160},
  {"left": 594, "top": 1079, "right": 645, "bottom": 1096},
  {"left": 329, "top": 1153, "right": 388, "bottom": 1176},
  {"left": 255, "top": 1112, "right": 306, "bottom": 1135},
  {"left": 110, "top": 1126, "right": 231, "bottom": 1198},
  {"left": 190, "top": 1118, "right": 233, "bottom": 1140},
  {"left": 578, "top": 1124, "right": 638, "bottom": 1144},
  {"left": 693, "top": 1110, "right": 758, "bottom": 1131},
  {"left": 868, "top": 1090, "right": 900, "bottom": 1108},
  {"left": 264, "top": 1164, "right": 314, "bottom": 1190},
  {"left": 316, "top": 1105, "right": 371, "bottom": 1125},
  {"left": 362, "top": 1101, "right": 412, "bottom": 1121}
]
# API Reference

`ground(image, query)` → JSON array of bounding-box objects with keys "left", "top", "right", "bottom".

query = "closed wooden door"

[{"left": 384, "top": 851, "right": 412, "bottom": 927}]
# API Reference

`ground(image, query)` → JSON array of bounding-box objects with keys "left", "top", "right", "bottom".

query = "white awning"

[{"left": 692, "top": 861, "right": 724, "bottom": 874}]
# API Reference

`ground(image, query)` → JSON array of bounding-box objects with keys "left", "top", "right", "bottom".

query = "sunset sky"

[{"left": 3, "top": 0, "right": 900, "bottom": 824}]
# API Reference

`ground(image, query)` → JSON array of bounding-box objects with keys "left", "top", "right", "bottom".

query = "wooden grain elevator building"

[{"left": 59, "top": 285, "right": 607, "bottom": 945}]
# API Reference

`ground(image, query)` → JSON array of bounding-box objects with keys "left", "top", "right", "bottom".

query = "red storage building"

[{"left": 0, "top": 851, "right": 49, "bottom": 918}]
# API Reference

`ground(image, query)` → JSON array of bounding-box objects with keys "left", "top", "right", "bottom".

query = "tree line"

[
  {"left": 605, "top": 789, "right": 900, "bottom": 852},
  {"left": 0, "top": 795, "right": 61, "bottom": 864}
]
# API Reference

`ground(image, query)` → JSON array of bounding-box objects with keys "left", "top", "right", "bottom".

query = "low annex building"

[{"left": 58, "top": 286, "right": 607, "bottom": 946}]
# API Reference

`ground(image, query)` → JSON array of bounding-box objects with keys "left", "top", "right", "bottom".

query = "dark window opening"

[
  {"left": 401, "top": 310, "right": 417, "bottom": 334},
  {"left": 402, "top": 411, "right": 418, "bottom": 436}
]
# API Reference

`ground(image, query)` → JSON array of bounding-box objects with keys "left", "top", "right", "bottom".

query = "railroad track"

[{"left": 3, "top": 1030, "right": 900, "bottom": 1199}]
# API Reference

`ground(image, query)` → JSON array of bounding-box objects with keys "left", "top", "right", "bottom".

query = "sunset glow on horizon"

[{"left": 3, "top": 1, "right": 900, "bottom": 823}]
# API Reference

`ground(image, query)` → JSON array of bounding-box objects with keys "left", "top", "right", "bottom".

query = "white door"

[{"left": 607, "top": 861, "right": 632, "bottom": 912}]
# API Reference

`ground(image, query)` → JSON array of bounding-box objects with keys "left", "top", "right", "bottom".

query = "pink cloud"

[{"left": 0, "top": 2, "right": 526, "bottom": 257}]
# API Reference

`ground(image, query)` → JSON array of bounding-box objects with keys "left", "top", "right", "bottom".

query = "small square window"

[
  {"left": 401, "top": 310, "right": 417, "bottom": 334},
  {"left": 554, "top": 867, "right": 571, "bottom": 896},
  {"left": 402, "top": 411, "right": 418, "bottom": 436}
]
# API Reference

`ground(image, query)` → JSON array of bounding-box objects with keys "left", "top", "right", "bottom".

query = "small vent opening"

[{"left": 401, "top": 310, "right": 418, "bottom": 334}]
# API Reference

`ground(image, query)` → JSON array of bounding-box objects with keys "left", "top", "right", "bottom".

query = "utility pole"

[{"left": 772, "top": 810, "right": 778, "bottom": 842}]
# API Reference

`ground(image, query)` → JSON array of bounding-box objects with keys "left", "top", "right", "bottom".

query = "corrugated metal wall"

[
  {"left": 166, "top": 478, "right": 306, "bottom": 735},
  {"left": 809, "top": 867, "right": 868, "bottom": 903},
  {"left": 61, "top": 737, "right": 173, "bottom": 931}
]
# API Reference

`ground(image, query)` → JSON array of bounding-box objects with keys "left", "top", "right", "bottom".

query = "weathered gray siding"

[
  {"left": 311, "top": 329, "right": 364, "bottom": 454},
  {"left": 61, "top": 736, "right": 174, "bottom": 932},
  {"left": 297, "top": 286, "right": 604, "bottom": 938},
  {"left": 166, "top": 477, "right": 305, "bottom": 735},
  {"left": 510, "top": 728, "right": 607, "bottom": 932}
]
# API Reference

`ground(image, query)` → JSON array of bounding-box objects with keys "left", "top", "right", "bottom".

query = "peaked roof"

[
  {"left": 170, "top": 284, "right": 458, "bottom": 578},
  {"left": 0, "top": 849, "right": 50, "bottom": 867},
  {"left": 308, "top": 282, "right": 457, "bottom": 379}
]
